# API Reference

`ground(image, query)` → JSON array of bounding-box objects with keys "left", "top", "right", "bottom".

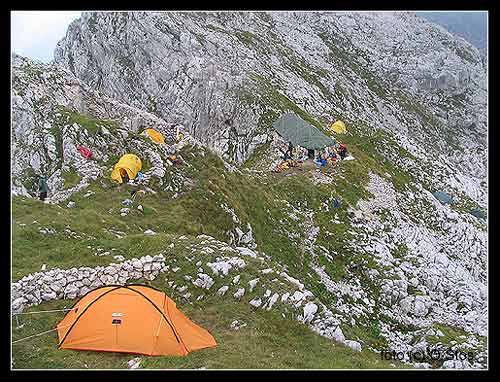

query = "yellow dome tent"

[
  {"left": 143, "top": 128, "right": 165, "bottom": 144},
  {"left": 329, "top": 120, "right": 347, "bottom": 134},
  {"left": 111, "top": 154, "right": 142, "bottom": 184}
]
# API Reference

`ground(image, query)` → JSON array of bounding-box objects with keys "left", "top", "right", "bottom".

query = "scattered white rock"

[
  {"left": 234, "top": 288, "right": 245, "bottom": 300},
  {"left": 266, "top": 293, "right": 279, "bottom": 310},
  {"left": 236, "top": 247, "right": 257, "bottom": 258},
  {"left": 127, "top": 357, "right": 141, "bottom": 369},
  {"left": 249, "top": 298, "right": 262, "bottom": 308},
  {"left": 281, "top": 293, "right": 290, "bottom": 303},
  {"left": 217, "top": 285, "right": 229, "bottom": 296},
  {"left": 332, "top": 327, "right": 346, "bottom": 343},
  {"left": 280, "top": 272, "right": 304, "bottom": 290},
  {"left": 248, "top": 278, "right": 259, "bottom": 292},
  {"left": 230, "top": 320, "right": 247, "bottom": 330},
  {"left": 193, "top": 274, "right": 215, "bottom": 290},
  {"left": 344, "top": 340, "right": 362, "bottom": 352},
  {"left": 303, "top": 302, "right": 318, "bottom": 323}
]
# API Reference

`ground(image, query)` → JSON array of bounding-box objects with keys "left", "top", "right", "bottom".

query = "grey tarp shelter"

[{"left": 272, "top": 113, "right": 336, "bottom": 150}]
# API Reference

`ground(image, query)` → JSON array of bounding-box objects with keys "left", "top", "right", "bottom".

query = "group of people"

[
  {"left": 315, "top": 143, "right": 348, "bottom": 166},
  {"left": 279, "top": 141, "right": 349, "bottom": 164},
  {"left": 275, "top": 140, "right": 349, "bottom": 173}
]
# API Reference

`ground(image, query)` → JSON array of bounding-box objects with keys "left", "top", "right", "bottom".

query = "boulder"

[
  {"left": 332, "top": 326, "right": 346, "bottom": 343},
  {"left": 217, "top": 285, "right": 229, "bottom": 296},
  {"left": 414, "top": 298, "right": 429, "bottom": 317},
  {"left": 248, "top": 278, "right": 259, "bottom": 292},
  {"left": 64, "top": 285, "right": 79, "bottom": 299},
  {"left": 193, "top": 274, "right": 215, "bottom": 290},
  {"left": 303, "top": 302, "right": 318, "bottom": 322},
  {"left": 266, "top": 293, "right": 279, "bottom": 310},
  {"left": 234, "top": 288, "right": 245, "bottom": 300},
  {"left": 291, "top": 291, "right": 304, "bottom": 302},
  {"left": 230, "top": 320, "right": 247, "bottom": 330},
  {"left": 344, "top": 340, "right": 362, "bottom": 352},
  {"left": 249, "top": 298, "right": 262, "bottom": 308},
  {"left": 41, "top": 291, "right": 57, "bottom": 301}
]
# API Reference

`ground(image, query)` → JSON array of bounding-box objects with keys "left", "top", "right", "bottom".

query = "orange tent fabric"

[{"left": 56, "top": 285, "right": 217, "bottom": 356}]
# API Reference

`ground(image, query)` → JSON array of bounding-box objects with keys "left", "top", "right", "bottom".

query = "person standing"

[
  {"left": 339, "top": 143, "right": 348, "bottom": 160},
  {"left": 287, "top": 141, "right": 294, "bottom": 158},
  {"left": 38, "top": 175, "right": 48, "bottom": 201}
]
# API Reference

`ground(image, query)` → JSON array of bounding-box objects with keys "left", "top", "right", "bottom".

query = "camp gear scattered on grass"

[
  {"left": 111, "top": 154, "right": 142, "bottom": 184},
  {"left": 76, "top": 145, "right": 93, "bottom": 159},
  {"left": 273, "top": 159, "right": 299, "bottom": 173},
  {"left": 56, "top": 284, "right": 217, "bottom": 356},
  {"left": 314, "top": 158, "right": 327, "bottom": 167},
  {"left": 168, "top": 155, "right": 182, "bottom": 165},
  {"left": 273, "top": 113, "right": 336, "bottom": 150}
]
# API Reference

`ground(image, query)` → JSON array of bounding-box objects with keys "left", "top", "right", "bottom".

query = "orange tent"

[{"left": 56, "top": 284, "right": 217, "bottom": 356}]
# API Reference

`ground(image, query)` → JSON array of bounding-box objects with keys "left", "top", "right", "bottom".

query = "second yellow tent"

[
  {"left": 144, "top": 128, "right": 165, "bottom": 144},
  {"left": 329, "top": 120, "right": 347, "bottom": 134}
]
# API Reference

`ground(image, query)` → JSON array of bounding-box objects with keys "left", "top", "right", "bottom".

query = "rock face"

[
  {"left": 11, "top": 53, "right": 194, "bottom": 201},
  {"left": 53, "top": 12, "right": 487, "bottom": 206}
]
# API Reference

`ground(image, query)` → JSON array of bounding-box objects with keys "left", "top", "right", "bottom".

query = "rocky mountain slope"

[
  {"left": 11, "top": 11, "right": 487, "bottom": 369},
  {"left": 416, "top": 12, "right": 487, "bottom": 53},
  {"left": 53, "top": 11, "right": 487, "bottom": 206}
]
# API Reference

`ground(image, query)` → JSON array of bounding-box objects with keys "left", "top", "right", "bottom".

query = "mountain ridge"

[{"left": 11, "top": 11, "right": 488, "bottom": 369}]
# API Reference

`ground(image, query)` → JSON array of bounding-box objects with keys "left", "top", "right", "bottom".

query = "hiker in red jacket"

[{"left": 338, "top": 143, "right": 348, "bottom": 160}]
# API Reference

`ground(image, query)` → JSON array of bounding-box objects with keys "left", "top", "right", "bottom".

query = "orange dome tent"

[{"left": 56, "top": 285, "right": 217, "bottom": 356}]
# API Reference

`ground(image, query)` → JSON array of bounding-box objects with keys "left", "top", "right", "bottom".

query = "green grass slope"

[{"left": 12, "top": 126, "right": 464, "bottom": 369}]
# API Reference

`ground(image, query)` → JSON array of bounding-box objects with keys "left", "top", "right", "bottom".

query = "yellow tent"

[
  {"left": 143, "top": 128, "right": 165, "bottom": 144},
  {"left": 111, "top": 154, "right": 142, "bottom": 184},
  {"left": 329, "top": 120, "right": 347, "bottom": 134}
]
